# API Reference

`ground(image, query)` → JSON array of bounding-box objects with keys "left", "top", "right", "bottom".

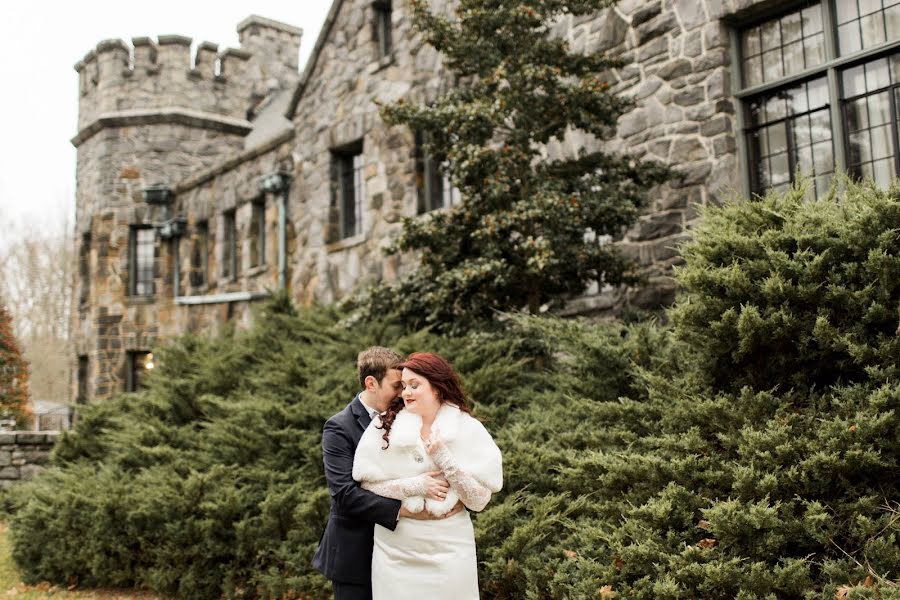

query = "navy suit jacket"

[{"left": 312, "top": 395, "right": 401, "bottom": 584}]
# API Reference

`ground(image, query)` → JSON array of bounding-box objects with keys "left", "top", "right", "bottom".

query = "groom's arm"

[{"left": 321, "top": 420, "right": 401, "bottom": 531}]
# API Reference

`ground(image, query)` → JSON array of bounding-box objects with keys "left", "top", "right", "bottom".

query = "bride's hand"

[
  {"left": 422, "top": 470, "right": 450, "bottom": 501},
  {"left": 422, "top": 428, "right": 446, "bottom": 455}
]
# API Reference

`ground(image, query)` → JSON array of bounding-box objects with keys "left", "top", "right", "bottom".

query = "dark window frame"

[
  {"left": 222, "top": 209, "right": 238, "bottom": 280},
  {"left": 373, "top": 0, "right": 393, "bottom": 59},
  {"left": 76, "top": 355, "right": 89, "bottom": 404},
  {"left": 330, "top": 141, "right": 366, "bottom": 241},
  {"left": 732, "top": 0, "right": 900, "bottom": 198},
  {"left": 125, "top": 350, "right": 152, "bottom": 393},
  {"left": 249, "top": 199, "right": 266, "bottom": 268},
  {"left": 79, "top": 232, "right": 91, "bottom": 306},
  {"left": 190, "top": 220, "right": 209, "bottom": 288}
]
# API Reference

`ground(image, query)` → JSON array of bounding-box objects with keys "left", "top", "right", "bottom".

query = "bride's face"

[{"left": 400, "top": 368, "right": 441, "bottom": 417}]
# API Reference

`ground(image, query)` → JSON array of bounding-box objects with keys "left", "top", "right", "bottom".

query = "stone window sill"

[
  {"left": 124, "top": 295, "right": 156, "bottom": 306},
  {"left": 326, "top": 233, "right": 367, "bottom": 253},
  {"left": 368, "top": 53, "right": 395, "bottom": 74}
]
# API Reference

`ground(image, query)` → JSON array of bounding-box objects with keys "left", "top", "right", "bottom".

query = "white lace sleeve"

[
  {"left": 360, "top": 474, "right": 429, "bottom": 501},
  {"left": 429, "top": 444, "right": 493, "bottom": 512}
]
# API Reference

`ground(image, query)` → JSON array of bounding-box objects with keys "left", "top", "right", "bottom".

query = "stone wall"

[
  {"left": 0, "top": 432, "right": 60, "bottom": 490},
  {"left": 73, "top": 1, "right": 775, "bottom": 402}
]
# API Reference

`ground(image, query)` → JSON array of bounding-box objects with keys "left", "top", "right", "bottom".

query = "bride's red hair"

[{"left": 376, "top": 352, "right": 471, "bottom": 449}]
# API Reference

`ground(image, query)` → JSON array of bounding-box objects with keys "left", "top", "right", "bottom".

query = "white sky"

[{"left": 0, "top": 0, "right": 334, "bottom": 247}]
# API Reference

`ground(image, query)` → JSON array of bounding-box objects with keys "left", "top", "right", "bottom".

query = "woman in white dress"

[{"left": 352, "top": 352, "right": 503, "bottom": 599}]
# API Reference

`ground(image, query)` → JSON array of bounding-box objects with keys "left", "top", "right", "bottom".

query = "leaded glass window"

[
  {"left": 836, "top": 0, "right": 900, "bottom": 56},
  {"left": 748, "top": 77, "right": 835, "bottom": 199},
  {"left": 842, "top": 52, "right": 900, "bottom": 186},
  {"left": 415, "top": 130, "right": 462, "bottom": 214},
  {"left": 331, "top": 144, "right": 365, "bottom": 240},
  {"left": 129, "top": 227, "right": 155, "bottom": 296},
  {"left": 741, "top": 5, "right": 825, "bottom": 88}
]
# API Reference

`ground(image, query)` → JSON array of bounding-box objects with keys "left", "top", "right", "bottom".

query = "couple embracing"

[{"left": 312, "top": 347, "right": 503, "bottom": 599}]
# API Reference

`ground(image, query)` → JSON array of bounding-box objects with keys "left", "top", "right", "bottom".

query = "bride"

[{"left": 352, "top": 352, "right": 503, "bottom": 599}]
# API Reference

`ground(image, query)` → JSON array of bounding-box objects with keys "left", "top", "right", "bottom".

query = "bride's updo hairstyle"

[{"left": 377, "top": 352, "right": 472, "bottom": 449}]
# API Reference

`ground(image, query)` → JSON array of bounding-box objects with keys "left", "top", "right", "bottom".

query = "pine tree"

[
  {"left": 0, "top": 304, "right": 30, "bottom": 427},
  {"left": 362, "top": 0, "right": 668, "bottom": 331}
]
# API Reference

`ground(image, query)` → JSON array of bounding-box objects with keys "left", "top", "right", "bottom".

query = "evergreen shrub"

[{"left": 8, "top": 180, "right": 900, "bottom": 600}]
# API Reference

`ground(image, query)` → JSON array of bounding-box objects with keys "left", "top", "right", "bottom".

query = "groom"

[{"left": 312, "top": 346, "right": 461, "bottom": 600}]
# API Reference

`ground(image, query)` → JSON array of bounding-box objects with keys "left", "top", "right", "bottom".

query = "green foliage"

[
  {"left": 8, "top": 180, "right": 900, "bottom": 599},
  {"left": 359, "top": 0, "right": 669, "bottom": 332},
  {"left": 0, "top": 304, "right": 30, "bottom": 428}
]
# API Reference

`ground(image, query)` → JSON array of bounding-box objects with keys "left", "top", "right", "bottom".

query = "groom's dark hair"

[{"left": 357, "top": 346, "right": 402, "bottom": 389}]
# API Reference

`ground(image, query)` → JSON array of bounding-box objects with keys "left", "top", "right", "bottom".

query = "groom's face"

[{"left": 373, "top": 368, "right": 403, "bottom": 409}]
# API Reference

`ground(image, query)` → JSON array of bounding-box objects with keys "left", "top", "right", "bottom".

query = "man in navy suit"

[{"left": 312, "top": 346, "right": 460, "bottom": 600}]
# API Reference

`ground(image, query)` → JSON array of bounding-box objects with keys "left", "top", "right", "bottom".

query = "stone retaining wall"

[{"left": 0, "top": 432, "right": 60, "bottom": 489}]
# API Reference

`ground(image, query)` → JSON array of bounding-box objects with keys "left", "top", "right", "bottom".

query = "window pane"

[
  {"left": 745, "top": 56, "right": 763, "bottom": 88},
  {"left": 839, "top": 22, "right": 863, "bottom": 54},
  {"left": 892, "top": 53, "right": 900, "bottom": 83},
  {"left": 804, "top": 33, "right": 825, "bottom": 67},
  {"left": 843, "top": 64, "right": 867, "bottom": 96},
  {"left": 767, "top": 124, "right": 788, "bottom": 154},
  {"left": 870, "top": 124, "right": 894, "bottom": 159},
  {"left": 887, "top": 5, "right": 900, "bottom": 42},
  {"left": 868, "top": 91, "right": 891, "bottom": 126},
  {"left": 788, "top": 84, "right": 810, "bottom": 114},
  {"left": 796, "top": 143, "right": 814, "bottom": 174},
  {"left": 762, "top": 20, "right": 781, "bottom": 51},
  {"left": 802, "top": 5, "right": 824, "bottom": 34},
  {"left": 812, "top": 140, "right": 834, "bottom": 174},
  {"left": 781, "top": 11, "right": 803, "bottom": 43},
  {"left": 849, "top": 130, "right": 873, "bottom": 164},
  {"left": 866, "top": 58, "right": 890, "bottom": 90},
  {"left": 807, "top": 78, "right": 829, "bottom": 109},
  {"left": 763, "top": 49, "right": 785, "bottom": 81},
  {"left": 743, "top": 27, "right": 761, "bottom": 57},
  {"left": 770, "top": 152, "right": 790, "bottom": 184},
  {"left": 766, "top": 94, "right": 789, "bottom": 121},
  {"left": 846, "top": 97, "right": 869, "bottom": 131},
  {"left": 858, "top": 0, "right": 883, "bottom": 15},
  {"left": 810, "top": 108, "right": 832, "bottom": 142},
  {"left": 783, "top": 41, "right": 805, "bottom": 75},
  {"left": 860, "top": 12, "right": 887, "bottom": 46},
  {"left": 837, "top": 0, "right": 860, "bottom": 23},
  {"left": 872, "top": 158, "right": 895, "bottom": 187},
  {"left": 792, "top": 115, "right": 812, "bottom": 147}
]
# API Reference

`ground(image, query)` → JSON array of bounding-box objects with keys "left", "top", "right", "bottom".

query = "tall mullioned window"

[
  {"left": 736, "top": 2, "right": 900, "bottom": 199},
  {"left": 79, "top": 233, "right": 91, "bottom": 306},
  {"left": 250, "top": 200, "right": 266, "bottom": 268},
  {"left": 128, "top": 227, "right": 155, "bottom": 296},
  {"left": 190, "top": 221, "right": 208, "bottom": 288},
  {"left": 222, "top": 210, "right": 237, "bottom": 280},
  {"left": 331, "top": 143, "right": 365, "bottom": 241},
  {"left": 374, "top": 1, "right": 392, "bottom": 59}
]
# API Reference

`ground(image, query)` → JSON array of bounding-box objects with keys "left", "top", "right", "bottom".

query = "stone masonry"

[
  {"left": 0, "top": 432, "right": 60, "bottom": 490},
  {"left": 72, "top": 1, "right": 773, "bottom": 402}
]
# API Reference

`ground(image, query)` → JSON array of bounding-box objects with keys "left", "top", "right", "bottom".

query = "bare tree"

[{"left": 0, "top": 205, "right": 73, "bottom": 405}]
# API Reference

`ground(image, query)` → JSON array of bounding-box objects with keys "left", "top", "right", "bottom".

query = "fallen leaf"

[
  {"left": 563, "top": 549, "right": 577, "bottom": 559},
  {"left": 598, "top": 585, "right": 616, "bottom": 598},
  {"left": 697, "top": 538, "right": 718, "bottom": 549},
  {"left": 849, "top": 424, "right": 857, "bottom": 432},
  {"left": 697, "top": 519, "right": 710, "bottom": 530},
  {"left": 613, "top": 556, "right": 625, "bottom": 570},
  {"left": 835, "top": 585, "right": 851, "bottom": 598},
  {"left": 864, "top": 575, "right": 873, "bottom": 587}
]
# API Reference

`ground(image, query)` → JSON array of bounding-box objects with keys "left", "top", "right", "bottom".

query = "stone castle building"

[{"left": 72, "top": 0, "right": 900, "bottom": 402}]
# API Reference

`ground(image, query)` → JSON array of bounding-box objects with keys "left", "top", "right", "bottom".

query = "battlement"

[{"left": 74, "top": 16, "right": 301, "bottom": 141}]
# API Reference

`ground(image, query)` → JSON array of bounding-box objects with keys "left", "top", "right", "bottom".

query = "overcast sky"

[{"left": 0, "top": 0, "right": 333, "bottom": 247}]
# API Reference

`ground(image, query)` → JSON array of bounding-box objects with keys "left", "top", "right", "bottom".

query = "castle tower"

[{"left": 71, "top": 16, "right": 301, "bottom": 402}]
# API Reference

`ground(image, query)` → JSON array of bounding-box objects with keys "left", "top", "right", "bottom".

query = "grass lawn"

[{"left": 0, "top": 523, "right": 164, "bottom": 599}]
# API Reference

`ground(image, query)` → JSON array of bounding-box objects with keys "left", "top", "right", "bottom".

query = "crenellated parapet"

[{"left": 73, "top": 16, "right": 301, "bottom": 144}]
